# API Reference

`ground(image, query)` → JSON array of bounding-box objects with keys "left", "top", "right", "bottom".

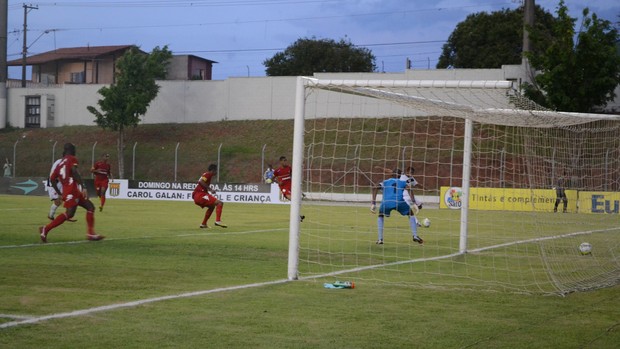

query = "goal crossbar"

[{"left": 304, "top": 78, "right": 620, "bottom": 127}]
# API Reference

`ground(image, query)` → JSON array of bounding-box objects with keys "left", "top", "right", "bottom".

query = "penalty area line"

[{"left": 0, "top": 279, "right": 290, "bottom": 329}]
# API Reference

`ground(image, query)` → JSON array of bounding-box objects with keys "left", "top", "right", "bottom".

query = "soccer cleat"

[
  {"left": 300, "top": 215, "right": 305, "bottom": 222},
  {"left": 375, "top": 239, "right": 384, "bottom": 245},
  {"left": 48, "top": 215, "right": 54, "bottom": 221},
  {"left": 68, "top": 218, "right": 77, "bottom": 222},
  {"left": 214, "top": 221, "right": 228, "bottom": 228},
  {"left": 39, "top": 226, "right": 48, "bottom": 243},
  {"left": 199, "top": 224, "right": 210, "bottom": 229},
  {"left": 99, "top": 206, "right": 103, "bottom": 212},
  {"left": 87, "top": 234, "right": 105, "bottom": 241},
  {"left": 413, "top": 236, "right": 424, "bottom": 244}
]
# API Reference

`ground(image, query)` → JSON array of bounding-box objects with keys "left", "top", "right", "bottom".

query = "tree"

[
  {"left": 524, "top": 1, "right": 620, "bottom": 112},
  {"left": 87, "top": 46, "right": 172, "bottom": 178},
  {"left": 437, "top": 6, "right": 557, "bottom": 69},
  {"left": 264, "top": 37, "right": 375, "bottom": 76}
]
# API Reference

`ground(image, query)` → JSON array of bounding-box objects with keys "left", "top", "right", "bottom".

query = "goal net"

[{"left": 287, "top": 78, "right": 620, "bottom": 295}]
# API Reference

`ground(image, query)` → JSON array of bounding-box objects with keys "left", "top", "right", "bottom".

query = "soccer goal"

[{"left": 287, "top": 77, "right": 620, "bottom": 295}]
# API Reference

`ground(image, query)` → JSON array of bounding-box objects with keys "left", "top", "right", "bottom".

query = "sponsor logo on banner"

[
  {"left": 109, "top": 182, "right": 121, "bottom": 197},
  {"left": 11, "top": 179, "right": 39, "bottom": 195},
  {"left": 444, "top": 187, "right": 463, "bottom": 209},
  {"left": 581, "top": 192, "right": 620, "bottom": 214}
]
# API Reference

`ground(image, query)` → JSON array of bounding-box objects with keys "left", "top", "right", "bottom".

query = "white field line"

[
  {"left": 1, "top": 227, "right": 616, "bottom": 329},
  {"left": 0, "top": 314, "right": 35, "bottom": 320},
  {"left": 0, "top": 228, "right": 288, "bottom": 249},
  {"left": 0, "top": 279, "right": 290, "bottom": 329}
]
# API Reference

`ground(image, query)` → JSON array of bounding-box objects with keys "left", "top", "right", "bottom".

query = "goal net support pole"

[
  {"left": 459, "top": 118, "right": 473, "bottom": 254},
  {"left": 287, "top": 76, "right": 305, "bottom": 280}
]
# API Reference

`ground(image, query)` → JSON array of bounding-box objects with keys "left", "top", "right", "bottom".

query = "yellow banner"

[
  {"left": 440, "top": 186, "right": 578, "bottom": 212},
  {"left": 579, "top": 192, "right": 620, "bottom": 214}
]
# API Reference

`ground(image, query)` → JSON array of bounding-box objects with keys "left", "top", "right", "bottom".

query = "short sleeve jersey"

[
  {"left": 92, "top": 161, "right": 111, "bottom": 182},
  {"left": 380, "top": 177, "right": 407, "bottom": 202},
  {"left": 274, "top": 165, "right": 292, "bottom": 188},
  {"left": 50, "top": 155, "right": 79, "bottom": 191},
  {"left": 48, "top": 158, "right": 63, "bottom": 187},
  {"left": 400, "top": 174, "right": 418, "bottom": 187},
  {"left": 193, "top": 171, "right": 215, "bottom": 196}
]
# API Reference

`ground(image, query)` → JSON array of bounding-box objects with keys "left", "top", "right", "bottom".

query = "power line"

[
  {"left": 20, "top": 0, "right": 345, "bottom": 8},
  {"left": 173, "top": 40, "right": 446, "bottom": 55},
  {"left": 9, "top": 1, "right": 513, "bottom": 57},
  {"left": 22, "top": 2, "right": 516, "bottom": 31},
  {"left": 12, "top": 1, "right": 514, "bottom": 9}
]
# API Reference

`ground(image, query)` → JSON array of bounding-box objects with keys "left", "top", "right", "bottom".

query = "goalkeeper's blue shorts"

[{"left": 379, "top": 201, "right": 410, "bottom": 217}]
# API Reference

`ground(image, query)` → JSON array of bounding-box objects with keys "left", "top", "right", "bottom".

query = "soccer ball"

[
  {"left": 422, "top": 218, "right": 431, "bottom": 228},
  {"left": 265, "top": 179, "right": 272, "bottom": 184},
  {"left": 578, "top": 242, "right": 592, "bottom": 255}
]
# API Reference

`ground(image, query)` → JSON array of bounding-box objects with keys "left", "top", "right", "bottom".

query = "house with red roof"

[{"left": 7, "top": 45, "right": 216, "bottom": 85}]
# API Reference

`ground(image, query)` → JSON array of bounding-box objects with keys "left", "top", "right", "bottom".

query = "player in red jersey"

[
  {"left": 39, "top": 143, "right": 104, "bottom": 243},
  {"left": 91, "top": 153, "right": 113, "bottom": 212},
  {"left": 273, "top": 155, "right": 305, "bottom": 222},
  {"left": 273, "top": 156, "right": 292, "bottom": 200},
  {"left": 193, "top": 164, "right": 227, "bottom": 228}
]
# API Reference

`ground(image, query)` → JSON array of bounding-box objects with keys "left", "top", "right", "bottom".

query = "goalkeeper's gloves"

[{"left": 370, "top": 202, "right": 376, "bottom": 214}]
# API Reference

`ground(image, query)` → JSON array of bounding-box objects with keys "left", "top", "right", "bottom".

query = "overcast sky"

[{"left": 6, "top": 0, "right": 619, "bottom": 80}]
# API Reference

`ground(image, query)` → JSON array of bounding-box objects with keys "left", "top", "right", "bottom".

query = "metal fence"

[{"left": 2, "top": 140, "right": 281, "bottom": 184}]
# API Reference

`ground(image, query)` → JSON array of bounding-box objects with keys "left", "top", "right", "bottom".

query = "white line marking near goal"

[
  {"left": 0, "top": 314, "right": 35, "bottom": 320},
  {"left": 0, "top": 279, "right": 290, "bottom": 329},
  {"left": 0, "top": 228, "right": 287, "bottom": 249}
]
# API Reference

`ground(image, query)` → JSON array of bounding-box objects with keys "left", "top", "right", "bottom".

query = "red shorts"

[
  {"left": 94, "top": 179, "right": 109, "bottom": 191},
  {"left": 62, "top": 187, "right": 86, "bottom": 209},
  {"left": 193, "top": 191, "right": 218, "bottom": 208},
  {"left": 279, "top": 185, "right": 292, "bottom": 199}
]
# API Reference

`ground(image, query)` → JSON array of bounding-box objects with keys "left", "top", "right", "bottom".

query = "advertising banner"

[
  {"left": 579, "top": 192, "right": 620, "bottom": 214},
  {"left": 107, "top": 180, "right": 285, "bottom": 204},
  {"left": 1, "top": 177, "right": 51, "bottom": 196},
  {"left": 440, "top": 186, "right": 578, "bottom": 212}
]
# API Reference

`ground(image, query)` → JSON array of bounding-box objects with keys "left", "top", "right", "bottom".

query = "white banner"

[{"left": 107, "top": 180, "right": 286, "bottom": 204}]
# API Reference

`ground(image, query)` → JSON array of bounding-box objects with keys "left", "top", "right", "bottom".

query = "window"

[
  {"left": 70, "top": 71, "right": 85, "bottom": 84},
  {"left": 25, "top": 96, "right": 41, "bottom": 128},
  {"left": 191, "top": 69, "right": 205, "bottom": 80}
]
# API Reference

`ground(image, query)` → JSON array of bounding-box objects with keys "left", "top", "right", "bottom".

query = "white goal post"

[{"left": 287, "top": 77, "right": 620, "bottom": 294}]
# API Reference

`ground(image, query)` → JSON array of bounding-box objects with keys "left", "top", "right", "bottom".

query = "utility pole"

[
  {"left": 22, "top": 3, "right": 38, "bottom": 87},
  {"left": 522, "top": 0, "right": 535, "bottom": 84},
  {"left": 522, "top": 0, "right": 534, "bottom": 63},
  {"left": 1, "top": 0, "right": 7, "bottom": 128}
]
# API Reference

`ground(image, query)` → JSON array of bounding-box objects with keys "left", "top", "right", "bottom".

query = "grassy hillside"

[{"left": 0, "top": 120, "right": 295, "bottom": 183}]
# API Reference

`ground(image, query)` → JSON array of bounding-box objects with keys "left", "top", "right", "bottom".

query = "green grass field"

[{"left": 1, "top": 195, "right": 619, "bottom": 348}]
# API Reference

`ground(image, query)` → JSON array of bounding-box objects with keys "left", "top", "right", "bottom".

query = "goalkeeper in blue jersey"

[{"left": 370, "top": 169, "right": 423, "bottom": 245}]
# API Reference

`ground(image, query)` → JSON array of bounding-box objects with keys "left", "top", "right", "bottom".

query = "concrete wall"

[{"left": 4, "top": 65, "right": 618, "bottom": 128}]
